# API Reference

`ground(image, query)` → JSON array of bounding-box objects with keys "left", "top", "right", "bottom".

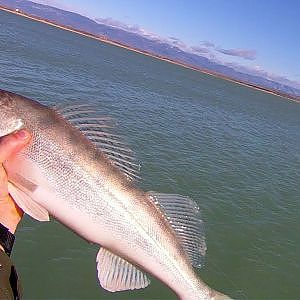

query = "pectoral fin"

[
  {"left": 96, "top": 248, "right": 150, "bottom": 292},
  {"left": 8, "top": 181, "right": 50, "bottom": 222}
]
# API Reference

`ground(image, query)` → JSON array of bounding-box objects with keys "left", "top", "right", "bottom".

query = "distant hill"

[{"left": 1, "top": 0, "right": 300, "bottom": 99}]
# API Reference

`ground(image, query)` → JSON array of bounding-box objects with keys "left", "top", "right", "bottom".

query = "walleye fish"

[{"left": 0, "top": 89, "right": 230, "bottom": 300}]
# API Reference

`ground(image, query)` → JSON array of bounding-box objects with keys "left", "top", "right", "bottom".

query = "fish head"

[{"left": 0, "top": 90, "right": 24, "bottom": 137}]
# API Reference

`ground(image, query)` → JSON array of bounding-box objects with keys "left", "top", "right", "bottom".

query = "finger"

[
  {"left": 0, "top": 129, "right": 31, "bottom": 163},
  {"left": 0, "top": 164, "right": 8, "bottom": 199},
  {"left": 0, "top": 130, "right": 31, "bottom": 199}
]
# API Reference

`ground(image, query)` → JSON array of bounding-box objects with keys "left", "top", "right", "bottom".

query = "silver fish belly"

[{"left": 0, "top": 89, "right": 230, "bottom": 299}]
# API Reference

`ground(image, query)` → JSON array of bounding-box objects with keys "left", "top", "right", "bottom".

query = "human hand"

[{"left": 0, "top": 130, "right": 31, "bottom": 234}]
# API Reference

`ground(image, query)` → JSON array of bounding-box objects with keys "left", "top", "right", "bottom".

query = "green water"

[{"left": 1, "top": 10, "right": 300, "bottom": 300}]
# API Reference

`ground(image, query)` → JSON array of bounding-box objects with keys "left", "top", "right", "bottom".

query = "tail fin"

[{"left": 211, "top": 291, "right": 232, "bottom": 300}]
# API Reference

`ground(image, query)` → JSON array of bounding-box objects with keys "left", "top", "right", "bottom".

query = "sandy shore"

[{"left": 1, "top": 6, "right": 299, "bottom": 104}]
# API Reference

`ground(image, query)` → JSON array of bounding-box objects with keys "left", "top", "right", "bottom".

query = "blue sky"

[{"left": 32, "top": 0, "right": 300, "bottom": 85}]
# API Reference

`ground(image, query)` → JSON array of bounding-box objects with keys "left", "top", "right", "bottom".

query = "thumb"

[{"left": 0, "top": 130, "right": 31, "bottom": 163}]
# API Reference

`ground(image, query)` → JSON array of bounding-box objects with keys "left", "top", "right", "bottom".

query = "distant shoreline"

[{"left": 1, "top": 5, "right": 299, "bottom": 104}]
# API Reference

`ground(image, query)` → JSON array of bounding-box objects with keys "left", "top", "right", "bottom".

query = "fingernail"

[{"left": 15, "top": 129, "right": 30, "bottom": 140}]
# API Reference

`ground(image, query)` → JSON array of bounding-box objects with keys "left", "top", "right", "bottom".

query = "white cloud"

[
  {"left": 227, "top": 63, "right": 300, "bottom": 88},
  {"left": 29, "top": 2, "right": 300, "bottom": 90},
  {"left": 95, "top": 17, "right": 161, "bottom": 41},
  {"left": 30, "top": 0, "right": 86, "bottom": 16},
  {"left": 216, "top": 48, "right": 257, "bottom": 60},
  {"left": 199, "top": 41, "right": 215, "bottom": 48},
  {"left": 31, "top": 0, "right": 69, "bottom": 10}
]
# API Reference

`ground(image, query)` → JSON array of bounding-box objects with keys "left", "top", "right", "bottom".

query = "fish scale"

[{"left": 0, "top": 89, "right": 230, "bottom": 300}]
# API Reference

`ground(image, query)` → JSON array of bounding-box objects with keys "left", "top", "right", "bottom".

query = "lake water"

[{"left": 1, "top": 9, "right": 300, "bottom": 300}]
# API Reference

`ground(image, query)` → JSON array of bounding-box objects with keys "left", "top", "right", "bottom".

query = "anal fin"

[{"left": 96, "top": 248, "right": 150, "bottom": 292}]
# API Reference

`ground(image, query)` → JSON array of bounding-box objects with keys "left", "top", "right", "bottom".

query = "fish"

[{"left": 0, "top": 89, "right": 230, "bottom": 300}]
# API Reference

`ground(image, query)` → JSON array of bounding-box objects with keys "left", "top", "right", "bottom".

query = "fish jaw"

[
  {"left": 0, "top": 89, "right": 25, "bottom": 137},
  {"left": 0, "top": 117, "right": 24, "bottom": 138}
]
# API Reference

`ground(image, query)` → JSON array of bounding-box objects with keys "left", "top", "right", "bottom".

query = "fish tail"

[
  {"left": 210, "top": 290, "right": 232, "bottom": 300},
  {"left": 178, "top": 288, "right": 232, "bottom": 300}
]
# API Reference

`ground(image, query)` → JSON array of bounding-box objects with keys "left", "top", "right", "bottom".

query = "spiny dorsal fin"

[
  {"left": 96, "top": 248, "right": 150, "bottom": 292},
  {"left": 148, "top": 192, "right": 206, "bottom": 268},
  {"left": 53, "top": 103, "right": 140, "bottom": 181}
]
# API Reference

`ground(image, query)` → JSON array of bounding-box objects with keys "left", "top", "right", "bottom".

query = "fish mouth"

[{"left": 13, "top": 119, "right": 25, "bottom": 131}]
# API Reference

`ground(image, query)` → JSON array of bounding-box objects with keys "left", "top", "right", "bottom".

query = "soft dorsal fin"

[
  {"left": 96, "top": 248, "right": 150, "bottom": 292},
  {"left": 148, "top": 192, "right": 206, "bottom": 268},
  {"left": 53, "top": 103, "right": 140, "bottom": 181}
]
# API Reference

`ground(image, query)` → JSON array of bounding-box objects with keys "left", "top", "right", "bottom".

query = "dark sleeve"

[{"left": 0, "top": 250, "right": 22, "bottom": 299}]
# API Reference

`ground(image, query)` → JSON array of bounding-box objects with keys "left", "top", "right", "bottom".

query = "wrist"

[{"left": 0, "top": 194, "right": 23, "bottom": 234}]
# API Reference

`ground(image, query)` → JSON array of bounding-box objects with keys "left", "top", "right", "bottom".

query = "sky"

[{"left": 32, "top": 0, "right": 300, "bottom": 85}]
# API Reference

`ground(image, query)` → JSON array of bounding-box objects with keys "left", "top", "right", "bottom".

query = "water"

[{"left": 1, "top": 10, "right": 300, "bottom": 299}]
